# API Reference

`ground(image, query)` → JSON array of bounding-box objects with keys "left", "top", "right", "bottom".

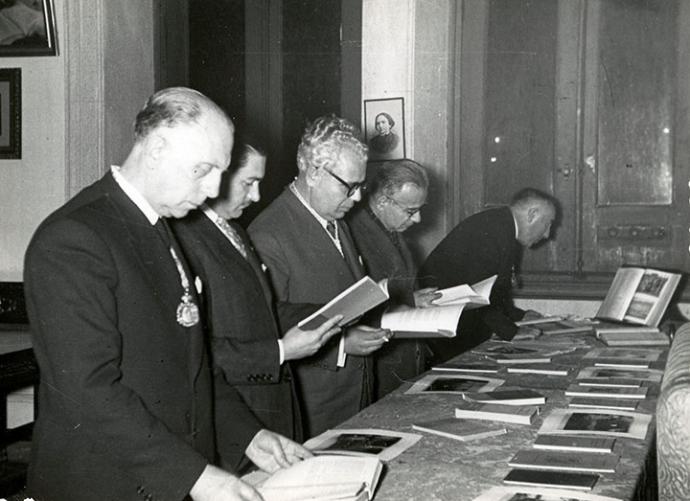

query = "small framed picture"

[
  {"left": 363, "top": 97, "right": 405, "bottom": 161},
  {"left": 0, "top": 68, "right": 21, "bottom": 159},
  {"left": 0, "top": 0, "right": 58, "bottom": 57}
]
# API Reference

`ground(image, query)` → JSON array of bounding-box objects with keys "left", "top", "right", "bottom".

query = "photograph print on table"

[
  {"left": 405, "top": 373, "right": 504, "bottom": 395},
  {"left": 538, "top": 408, "right": 652, "bottom": 440},
  {"left": 303, "top": 428, "right": 421, "bottom": 462}
]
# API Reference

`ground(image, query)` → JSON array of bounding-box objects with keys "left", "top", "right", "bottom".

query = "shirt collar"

[
  {"left": 111, "top": 166, "right": 159, "bottom": 225},
  {"left": 511, "top": 210, "right": 519, "bottom": 240},
  {"left": 289, "top": 181, "right": 330, "bottom": 230}
]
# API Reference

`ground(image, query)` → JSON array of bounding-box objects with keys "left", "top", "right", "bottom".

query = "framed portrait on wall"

[
  {"left": 0, "top": 68, "right": 21, "bottom": 159},
  {"left": 364, "top": 97, "right": 405, "bottom": 162},
  {"left": 0, "top": 0, "right": 58, "bottom": 57}
]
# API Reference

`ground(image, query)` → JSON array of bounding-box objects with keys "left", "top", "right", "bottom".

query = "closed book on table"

[
  {"left": 506, "top": 365, "right": 570, "bottom": 376},
  {"left": 568, "top": 397, "right": 638, "bottom": 411},
  {"left": 454, "top": 400, "right": 538, "bottom": 425},
  {"left": 532, "top": 435, "right": 615, "bottom": 454},
  {"left": 431, "top": 362, "right": 501, "bottom": 374},
  {"left": 503, "top": 469, "right": 599, "bottom": 491},
  {"left": 411, "top": 418, "right": 507, "bottom": 442},
  {"left": 565, "top": 384, "right": 648, "bottom": 400},
  {"left": 597, "top": 329, "right": 669, "bottom": 347},
  {"left": 461, "top": 389, "right": 546, "bottom": 406},
  {"left": 508, "top": 449, "right": 619, "bottom": 473},
  {"left": 576, "top": 378, "right": 642, "bottom": 388}
]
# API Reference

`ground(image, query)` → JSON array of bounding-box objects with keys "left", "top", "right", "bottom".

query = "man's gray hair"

[
  {"left": 133, "top": 87, "right": 232, "bottom": 141},
  {"left": 297, "top": 114, "right": 367, "bottom": 172}
]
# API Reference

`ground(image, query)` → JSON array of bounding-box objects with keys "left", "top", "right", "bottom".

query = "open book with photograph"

[
  {"left": 472, "top": 485, "right": 624, "bottom": 501},
  {"left": 538, "top": 408, "right": 652, "bottom": 440},
  {"left": 405, "top": 373, "right": 504, "bottom": 395},
  {"left": 596, "top": 266, "right": 681, "bottom": 327},
  {"left": 298, "top": 276, "right": 389, "bottom": 330},
  {"left": 432, "top": 274, "right": 497, "bottom": 308},
  {"left": 303, "top": 428, "right": 421, "bottom": 462},
  {"left": 244, "top": 454, "right": 383, "bottom": 501}
]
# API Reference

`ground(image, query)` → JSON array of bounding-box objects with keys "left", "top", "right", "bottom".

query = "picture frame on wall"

[
  {"left": 364, "top": 97, "right": 405, "bottom": 162},
  {"left": 0, "top": 68, "right": 21, "bottom": 159},
  {"left": 0, "top": 0, "right": 58, "bottom": 57}
]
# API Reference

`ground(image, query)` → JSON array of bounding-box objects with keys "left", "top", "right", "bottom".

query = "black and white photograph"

[
  {"left": 472, "top": 485, "right": 626, "bottom": 501},
  {"left": 539, "top": 408, "right": 652, "bottom": 440},
  {"left": 363, "top": 97, "right": 405, "bottom": 161},
  {"left": 0, "top": 67, "right": 20, "bottom": 158},
  {"left": 405, "top": 373, "right": 503, "bottom": 395},
  {"left": 0, "top": 0, "right": 57, "bottom": 56},
  {"left": 303, "top": 428, "right": 422, "bottom": 461}
]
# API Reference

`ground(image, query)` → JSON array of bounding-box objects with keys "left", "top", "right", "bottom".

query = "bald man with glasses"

[
  {"left": 249, "top": 115, "right": 389, "bottom": 437},
  {"left": 347, "top": 159, "right": 439, "bottom": 400}
]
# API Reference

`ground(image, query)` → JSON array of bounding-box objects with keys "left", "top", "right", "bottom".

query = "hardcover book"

[
  {"left": 576, "top": 378, "right": 642, "bottom": 388},
  {"left": 508, "top": 449, "right": 619, "bottom": 473},
  {"left": 535, "top": 319, "right": 596, "bottom": 336},
  {"left": 298, "top": 276, "right": 389, "bottom": 330},
  {"left": 532, "top": 435, "right": 616, "bottom": 454},
  {"left": 506, "top": 365, "right": 570, "bottom": 376},
  {"left": 502, "top": 469, "right": 599, "bottom": 491},
  {"left": 431, "top": 361, "right": 501, "bottom": 374},
  {"left": 567, "top": 397, "right": 638, "bottom": 412},
  {"left": 597, "top": 329, "right": 670, "bottom": 347},
  {"left": 411, "top": 418, "right": 507, "bottom": 442},
  {"left": 564, "top": 384, "right": 648, "bottom": 400},
  {"left": 454, "top": 400, "right": 539, "bottom": 425},
  {"left": 461, "top": 388, "right": 546, "bottom": 406},
  {"left": 576, "top": 366, "right": 663, "bottom": 383},
  {"left": 595, "top": 266, "right": 681, "bottom": 327}
]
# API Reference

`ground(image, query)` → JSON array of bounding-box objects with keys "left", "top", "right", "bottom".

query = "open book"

[
  {"left": 379, "top": 275, "right": 497, "bottom": 338},
  {"left": 432, "top": 274, "right": 497, "bottom": 308},
  {"left": 298, "top": 276, "right": 389, "bottom": 330},
  {"left": 596, "top": 267, "right": 681, "bottom": 327},
  {"left": 244, "top": 455, "right": 383, "bottom": 501}
]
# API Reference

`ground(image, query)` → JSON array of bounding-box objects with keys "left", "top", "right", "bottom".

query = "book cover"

[
  {"left": 514, "top": 315, "right": 564, "bottom": 327},
  {"left": 576, "top": 378, "right": 642, "bottom": 388},
  {"left": 598, "top": 329, "right": 670, "bottom": 347},
  {"left": 508, "top": 449, "right": 619, "bottom": 473},
  {"left": 564, "top": 384, "right": 648, "bottom": 400},
  {"left": 411, "top": 418, "right": 507, "bottom": 442},
  {"left": 298, "top": 276, "right": 389, "bottom": 330},
  {"left": 431, "top": 361, "right": 501, "bottom": 374},
  {"left": 432, "top": 274, "right": 497, "bottom": 308},
  {"left": 506, "top": 365, "right": 570, "bottom": 376},
  {"left": 461, "top": 388, "right": 546, "bottom": 406},
  {"left": 503, "top": 469, "right": 599, "bottom": 491},
  {"left": 405, "top": 373, "right": 504, "bottom": 395},
  {"left": 532, "top": 435, "right": 615, "bottom": 454},
  {"left": 472, "top": 486, "right": 623, "bottom": 501},
  {"left": 538, "top": 408, "right": 652, "bottom": 440},
  {"left": 583, "top": 347, "right": 664, "bottom": 362},
  {"left": 595, "top": 267, "right": 681, "bottom": 327},
  {"left": 536, "top": 319, "right": 596, "bottom": 336},
  {"left": 303, "top": 428, "right": 421, "bottom": 462},
  {"left": 576, "top": 366, "right": 663, "bottom": 383},
  {"left": 568, "top": 397, "right": 638, "bottom": 412},
  {"left": 454, "top": 400, "right": 539, "bottom": 425}
]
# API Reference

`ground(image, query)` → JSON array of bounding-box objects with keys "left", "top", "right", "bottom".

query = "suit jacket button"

[{"left": 136, "top": 486, "right": 144, "bottom": 494}]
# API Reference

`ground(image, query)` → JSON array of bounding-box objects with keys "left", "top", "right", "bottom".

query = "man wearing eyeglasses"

[
  {"left": 249, "top": 114, "right": 390, "bottom": 438},
  {"left": 347, "top": 159, "right": 440, "bottom": 400}
]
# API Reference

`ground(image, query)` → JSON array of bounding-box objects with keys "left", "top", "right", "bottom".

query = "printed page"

[
  {"left": 380, "top": 304, "right": 464, "bottom": 336},
  {"left": 624, "top": 269, "right": 681, "bottom": 326},
  {"left": 433, "top": 275, "right": 497, "bottom": 306},
  {"left": 596, "top": 268, "right": 645, "bottom": 322}
]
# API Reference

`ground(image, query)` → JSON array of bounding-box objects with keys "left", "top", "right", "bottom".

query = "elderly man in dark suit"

[
  {"left": 418, "top": 187, "right": 558, "bottom": 364},
  {"left": 173, "top": 138, "right": 342, "bottom": 471},
  {"left": 347, "top": 159, "right": 438, "bottom": 399},
  {"left": 249, "top": 115, "right": 390, "bottom": 438},
  {"left": 24, "top": 87, "right": 310, "bottom": 501}
]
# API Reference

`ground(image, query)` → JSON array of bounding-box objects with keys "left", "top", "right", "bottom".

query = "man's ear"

[
  {"left": 304, "top": 164, "right": 320, "bottom": 187},
  {"left": 526, "top": 205, "right": 539, "bottom": 224},
  {"left": 144, "top": 133, "right": 167, "bottom": 166}
]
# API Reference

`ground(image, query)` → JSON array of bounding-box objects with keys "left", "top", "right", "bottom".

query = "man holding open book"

[
  {"left": 418, "top": 187, "right": 559, "bottom": 364},
  {"left": 249, "top": 115, "right": 390, "bottom": 437}
]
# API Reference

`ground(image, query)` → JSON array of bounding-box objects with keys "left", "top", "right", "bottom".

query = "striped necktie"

[{"left": 216, "top": 217, "right": 248, "bottom": 259}]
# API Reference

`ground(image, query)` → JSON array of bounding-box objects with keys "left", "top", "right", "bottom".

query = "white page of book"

[
  {"left": 381, "top": 304, "right": 464, "bottom": 334},
  {"left": 597, "top": 268, "right": 645, "bottom": 321},
  {"left": 433, "top": 275, "right": 497, "bottom": 306}
]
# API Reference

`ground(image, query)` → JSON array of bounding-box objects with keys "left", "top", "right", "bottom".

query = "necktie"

[
  {"left": 216, "top": 217, "right": 248, "bottom": 259},
  {"left": 154, "top": 218, "right": 172, "bottom": 247},
  {"left": 326, "top": 220, "right": 338, "bottom": 240}
]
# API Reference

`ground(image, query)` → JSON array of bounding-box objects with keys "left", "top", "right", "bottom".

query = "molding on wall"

[{"left": 65, "top": 0, "right": 105, "bottom": 198}]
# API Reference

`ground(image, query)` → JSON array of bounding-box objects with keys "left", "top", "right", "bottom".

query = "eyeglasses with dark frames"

[
  {"left": 323, "top": 167, "right": 366, "bottom": 198},
  {"left": 386, "top": 196, "right": 424, "bottom": 219}
]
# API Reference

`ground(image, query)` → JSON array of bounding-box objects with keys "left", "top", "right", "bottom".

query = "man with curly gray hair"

[{"left": 249, "top": 114, "right": 390, "bottom": 437}]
